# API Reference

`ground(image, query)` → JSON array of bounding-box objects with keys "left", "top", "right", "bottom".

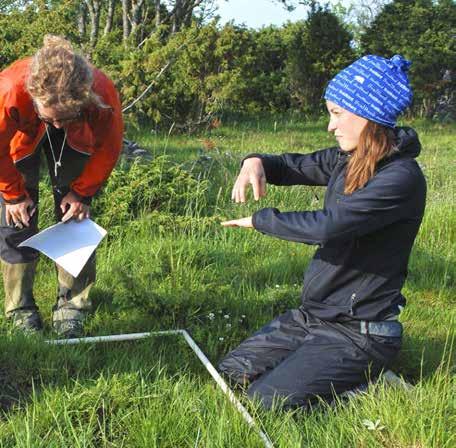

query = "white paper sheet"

[{"left": 18, "top": 219, "right": 107, "bottom": 277}]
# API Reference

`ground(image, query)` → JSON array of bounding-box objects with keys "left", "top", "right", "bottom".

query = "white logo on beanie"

[{"left": 354, "top": 75, "right": 365, "bottom": 84}]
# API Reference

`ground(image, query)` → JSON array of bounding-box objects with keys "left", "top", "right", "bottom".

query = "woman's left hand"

[
  {"left": 60, "top": 191, "right": 90, "bottom": 222},
  {"left": 221, "top": 216, "right": 253, "bottom": 228}
]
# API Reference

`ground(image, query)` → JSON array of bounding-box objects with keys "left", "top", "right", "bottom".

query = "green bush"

[
  {"left": 283, "top": 4, "right": 355, "bottom": 114},
  {"left": 116, "top": 22, "right": 264, "bottom": 128},
  {"left": 92, "top": 156, "right": 208, "bottom": 230},
  {"left": 0, "top": 1, "right": 79, "bottom": 69},
  {"left": 361, "top": 0, "right": 456, "bottom": 117},
  {"left": 37, "top": 156, "right": 208, "bottom": 234},
  {"left": 1, "top": 0, "right": 454, "bottom": 124}
]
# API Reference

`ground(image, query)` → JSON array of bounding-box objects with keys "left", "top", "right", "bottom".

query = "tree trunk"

[
  {"left": 122, "top": 0, "right": 131, "bottom": 42},
  {"left": 104, "top": 0, "right": 116, "bottom": 36},
  {"left": 131, "top": 0, "right": 145, "bottom": 40},
  {"left": 175, "top": 0, "right": 205, "bottom": 32},
  {"left": 184, "top": 4, "right": 193, "bottom": 28},
  {"left": 172, "top": 0, "right": 182, "bottom": 33},
  {"left": 78, "top": 3, "right": 88, "bottom": 38},
  {"left": 84, "top": 0, "right": 102, "bottom": 47},
  {"left": 155, "top": 0, "right": 161, "bottom": 28},
  {"left": 139, "top": 5, "right": 149, "bottom": 43}
]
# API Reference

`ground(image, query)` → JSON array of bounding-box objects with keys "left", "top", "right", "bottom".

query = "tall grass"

[{"left": 0, "top": 118, "right": 454, "bottom": 447}]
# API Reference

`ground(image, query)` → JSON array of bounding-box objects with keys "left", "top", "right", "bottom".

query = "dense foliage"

[
  {"left": 0, "top": 0, "right": 455, "bottom": 126},
  {"left": 37, "top": 155, "right": 208, "bottom": 235},
  {"left": 361, "top": 0, "right": 456, "bottom": 118}
]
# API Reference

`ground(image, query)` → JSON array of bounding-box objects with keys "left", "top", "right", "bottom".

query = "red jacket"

[{"left": 0, "top": 57, "right": 124, "bottom": 202}]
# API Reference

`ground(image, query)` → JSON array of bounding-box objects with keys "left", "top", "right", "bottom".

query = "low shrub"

[{"left": 38, "top": 156, "right": 208, "bottom": 234}]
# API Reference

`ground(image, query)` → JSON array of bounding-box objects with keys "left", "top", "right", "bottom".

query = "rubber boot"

[
  {"left": 52, "top": 255, "right": 95, "bottom": 338},
  {"left": 2, "top": 260, "right": 42, "bottom": 333}
]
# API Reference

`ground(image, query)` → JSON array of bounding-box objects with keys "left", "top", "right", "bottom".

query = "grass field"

[{"left": 0, "top": 117, "right": 455, "bottom": 447}]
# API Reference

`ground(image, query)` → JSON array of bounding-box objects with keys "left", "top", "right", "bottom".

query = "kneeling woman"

[{"left": 220, "top": 55, "right": 426, "bottom": 410}]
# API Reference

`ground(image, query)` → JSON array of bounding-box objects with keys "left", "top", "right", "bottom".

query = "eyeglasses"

[
  {"left": 33, "top": 101, "right": 82, "bottom": 125},
  {"left": 36, "top": 112, "right": 82, "bottom": 126}
]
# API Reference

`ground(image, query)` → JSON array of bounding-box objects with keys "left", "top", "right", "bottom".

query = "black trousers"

[{"left": 219, "top": 308, "right": 401, "bottom": 410}]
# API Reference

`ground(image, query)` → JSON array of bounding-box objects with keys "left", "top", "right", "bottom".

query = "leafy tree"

[
  {"left": 361, "top": 0, "right": 456, "bottom": 116},
  {"left": 245, "top": 26, "right": 289, "bottom": 113},
  {"left": 330, "top": 0, "right": 389, "bottom": 49},
  {"left": 117, "top": 22, "right": 260, "bottom": 128},
  {"left": 1, "top": 0, "right": 453, "bottom": 125},
  {"left": 0, "top": 0, "right": 79, "bottom": 69},
  {"left": 283, "top": 3, "right": 355, "bottom": 113}
]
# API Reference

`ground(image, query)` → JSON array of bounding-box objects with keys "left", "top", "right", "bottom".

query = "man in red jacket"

[{"left": 0, "top": 35, "right": 123, "bottom": 337}]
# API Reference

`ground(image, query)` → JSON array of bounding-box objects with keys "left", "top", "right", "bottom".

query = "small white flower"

[
  {"left": 241, "top": 314, "right": 246, "bottom": 319},
  {"left": 226, "top": 323, "right": 232, "bottom": 329},
  {"left": 362, "top": 419, "right": 385, "bottom": 431},
  {"left": 219, "top": 337, "right": 224, "bottom": 341},
  {"left": 208, "top": 313, "right": 215, "bottom": 320},
  {"left": 275, "top": 284, "right": 280, "bottom": 288},
  {"left": 224, "top": 314, "right": 230, "bottom": 319}
]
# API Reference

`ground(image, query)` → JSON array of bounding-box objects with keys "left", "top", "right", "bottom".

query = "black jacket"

[{"left": 250, "top": 127, "right": 426, "bottom": 322}]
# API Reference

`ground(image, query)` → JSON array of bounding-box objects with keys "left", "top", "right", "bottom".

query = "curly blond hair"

[{"left": 26, "top": 35, "right": 107, "bottom": 113}]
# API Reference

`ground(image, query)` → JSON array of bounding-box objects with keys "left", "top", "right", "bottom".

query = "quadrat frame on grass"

[{"left": 46, "top": 330, "right": 411, "bottom": 448}]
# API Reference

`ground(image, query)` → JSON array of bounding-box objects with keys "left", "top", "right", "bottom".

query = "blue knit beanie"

[{"left": 324, "top": 54, "right": 413, "bottom": 128}]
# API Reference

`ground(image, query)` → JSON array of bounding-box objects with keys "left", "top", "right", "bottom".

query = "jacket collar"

[{"left": 335, "top": 126, "right": 421, "bottom": 165}]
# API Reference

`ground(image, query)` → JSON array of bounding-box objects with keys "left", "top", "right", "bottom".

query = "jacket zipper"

[{"left": 349, "top": 293, "right": 357, "bottom": 315}]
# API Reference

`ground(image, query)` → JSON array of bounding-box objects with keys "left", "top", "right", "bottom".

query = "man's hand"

[
  {"left": 232, "top": 157, "right": 266, "bottom": 203},
  {"left": 221, "top": 216, "right": 253, "bottom": 228},
  {"left": 61, "top": 191, "right": 90, "bottom": 223},
  {"left": 5, "top": 197, "right": 35, "bottom": 228}
]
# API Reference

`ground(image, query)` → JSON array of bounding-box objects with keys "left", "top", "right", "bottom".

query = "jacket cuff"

[
  {"left": 241, "top": 154, "right": 282, "bottom": 184},
  {"left": 241, "top": 153, "right": 264, "bottom": 167},
  {"left": 252, "top": 208, "right": 278, "bottom": 233},
  {"left": 71, "top": 190, "right": 93, "bottom": 206},
  {"left": 1, "top": 193, "right": 28, "bottom": 204}
]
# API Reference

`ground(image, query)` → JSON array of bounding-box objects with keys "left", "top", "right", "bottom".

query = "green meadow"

[{"left": 0, "top": 117, "right": 455, "bottom": 447}]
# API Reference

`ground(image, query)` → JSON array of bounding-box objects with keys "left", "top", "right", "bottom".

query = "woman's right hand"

[
  {"left": 5, "top": 197, "right": 35, "bottom": 228},
  {"left": 232, "top": 157, "right": 267, "bottom": 203}
]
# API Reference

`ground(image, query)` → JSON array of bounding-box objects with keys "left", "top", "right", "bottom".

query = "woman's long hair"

[
  {"left": 26, "top": 35, "right": 108, "bottom": 113},
  {"left": 344, "top": 121, "right": 396, "bottom": 195}
]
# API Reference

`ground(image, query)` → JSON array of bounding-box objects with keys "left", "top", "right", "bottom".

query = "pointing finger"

[{"left": 221, "top": 220, "right": 237, "bottom": 227}]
